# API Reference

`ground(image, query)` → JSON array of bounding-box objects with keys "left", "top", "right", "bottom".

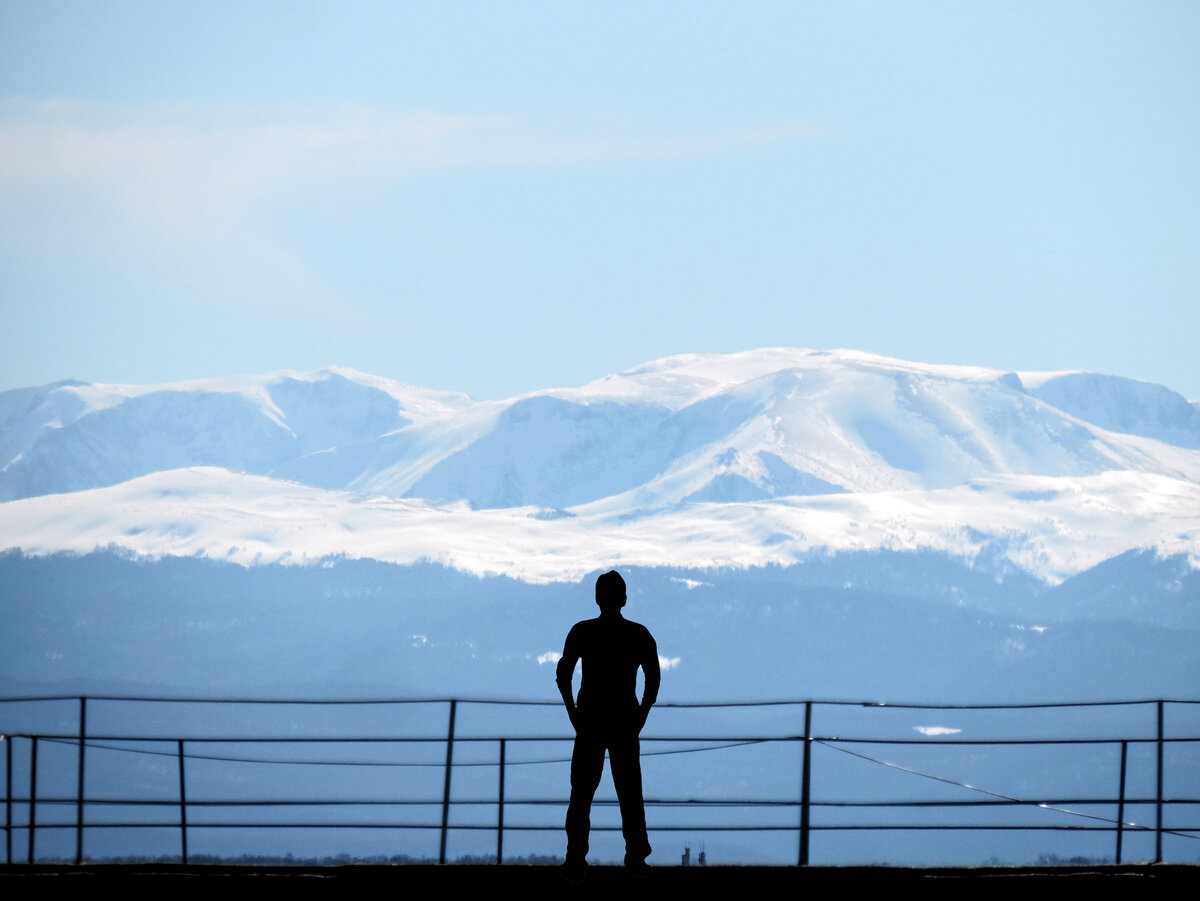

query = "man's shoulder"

[
  {"left": 566, "top": 616, "right": 656, "bottom": 647},
  {"left": 563, "top": 618, "right": 597, "bottom": 644},
  {"left": 622, "top": 618, "right": 656, "bottom": 642}
]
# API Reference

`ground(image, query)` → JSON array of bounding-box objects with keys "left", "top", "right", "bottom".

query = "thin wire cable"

[
  {"left": 40, "top": 735, "right": 767, "bottom": 769},
  {"left": 817, "top": 739, "right": 1200, "bottom": 841}
]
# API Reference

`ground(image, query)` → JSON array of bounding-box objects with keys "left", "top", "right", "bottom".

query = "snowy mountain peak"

[{"left": 560, "top": 347, "right": 1012, "bottom": 410}]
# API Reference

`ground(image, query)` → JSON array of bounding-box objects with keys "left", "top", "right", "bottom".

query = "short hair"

[{"left": 595, "top": 570, "right": 626, "bottom": 609}]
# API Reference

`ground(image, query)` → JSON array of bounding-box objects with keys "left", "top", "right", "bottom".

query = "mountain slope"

[
  {"left": 0, "top": 367, "right": 469, "bottom": 500},
  {"left": 6, "top": 349, "right": 1198, "bottom": 514}
]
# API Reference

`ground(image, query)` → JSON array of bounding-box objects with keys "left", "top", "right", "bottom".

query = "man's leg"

[
  {"left": 565, "top": 730, "right": 605, "bottom": 864},
  {"left": 608, "top": 732, "right": 651, "bottom": 864}
]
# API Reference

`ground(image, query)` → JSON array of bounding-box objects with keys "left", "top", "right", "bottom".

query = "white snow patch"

[{"left": 1015, "top": 369, "right": 1085, "bottom": 390}]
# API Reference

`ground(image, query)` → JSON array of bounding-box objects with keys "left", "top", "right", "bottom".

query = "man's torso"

[{"left": 565, "top": 616, "right": 655, "bottom": 712}]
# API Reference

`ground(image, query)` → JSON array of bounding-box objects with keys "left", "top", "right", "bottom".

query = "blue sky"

[{"left": 2, "top": 1, "right": 1197, "bottom": 400}]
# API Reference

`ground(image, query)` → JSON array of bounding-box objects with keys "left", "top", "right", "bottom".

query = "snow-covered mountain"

[
  {"left": 0, "top": 367, "right": 470, "bottom": 501},
  {"left": 1, "top": 348, "right": 1198, "bottom": 586},
  {"left": 5, "top": 349, "right": 1200, "bottom": 502}
]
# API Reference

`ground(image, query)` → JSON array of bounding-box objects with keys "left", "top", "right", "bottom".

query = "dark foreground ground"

[{"left": 2, "top": 863, "right": 1196, "bottom": 893}]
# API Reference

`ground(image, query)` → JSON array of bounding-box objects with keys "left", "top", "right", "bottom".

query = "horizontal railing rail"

[{"left": 3, "top": 696, "right": 1199, "bottom": 866}]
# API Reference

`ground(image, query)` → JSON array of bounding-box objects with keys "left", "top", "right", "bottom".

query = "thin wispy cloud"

[
  {"left": 0, "top": 98, "right": 821, "bottom": 317},
  {"left": 0, "top": 98, "right": 822, "bottom": 231}
]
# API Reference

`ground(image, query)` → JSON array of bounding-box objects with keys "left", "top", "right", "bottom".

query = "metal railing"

[{"left": 2, "top": 695, "right": 1199, "bottom": 866}]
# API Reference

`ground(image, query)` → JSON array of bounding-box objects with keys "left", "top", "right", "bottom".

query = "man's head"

[{"left": 595, "top": 569, "right": 627, "bottom": 613}]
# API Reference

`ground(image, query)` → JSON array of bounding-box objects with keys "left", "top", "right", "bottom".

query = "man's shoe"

[
  {"left": 558, "top": 859, "right": 588, "bottom": 884},
  {"left": 624, "top": 857, "right": 653, "bottom": 879}
]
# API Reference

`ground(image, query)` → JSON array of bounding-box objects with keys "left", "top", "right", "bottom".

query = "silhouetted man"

[{"left": 556, "top": 569, "right": 660, "bottom": 882}]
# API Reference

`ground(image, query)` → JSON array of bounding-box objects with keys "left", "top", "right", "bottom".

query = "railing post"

[
  {"left": 496, "top": 738, "right": 506, "bottom": 865},
  {"left": 439, "top": 699, "right": 457, "bottom": 865},
  {"left": 1115, "top": 739, "right": 1127, "bottom": 865},
  {"left": 74, "top": 696, "right": 87, "bottom": 864},
  {"left": 1155, "top": 699, "right": 1164, "bottom": 863},
  {"left": 5, "top": 734, "right": 11, "bottom": 865},
  {"left": 27, "top": 736, "right": 38, "bottom": 864},
  {"left": 178, "top": 739, "right": 188, "bottom": 864},
  {"left": 798, "top": 700, "right": 812, "bottom": 867}
]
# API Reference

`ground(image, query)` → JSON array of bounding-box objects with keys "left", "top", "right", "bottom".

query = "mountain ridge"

[
  {"left": 2, "top": 348, "right": 1197, "bottom": 587},
  {"left": 4, "top": 348, "right": 1199, "bottom": 505}
]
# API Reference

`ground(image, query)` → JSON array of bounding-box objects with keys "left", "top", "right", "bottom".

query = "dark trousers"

[{"left": 565, "top": 714, "right": 651, "bottom": 864}]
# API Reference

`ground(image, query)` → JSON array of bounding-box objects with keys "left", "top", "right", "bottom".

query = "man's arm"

[
  {"left": 639, "top": 630, "right": 660, "bottom": 729},
  {"left": 555, "top": 628, "right": 581, "bottom": 730}
]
